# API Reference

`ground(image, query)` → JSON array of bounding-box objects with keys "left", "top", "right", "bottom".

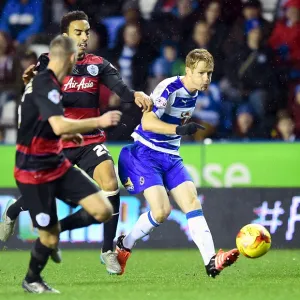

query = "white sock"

[
  {"left": 187, "top": 209, "right": 216, "bottom": 265},
  {"left": 123, "top": 211, "right": 160, "bottom": 249}
]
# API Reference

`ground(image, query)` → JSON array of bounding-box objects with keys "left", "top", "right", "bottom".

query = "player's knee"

[
  {"left": 93, "top": 165, "right": 118, "bottom": 191},
  {"left": 153, "top": 208, "right": 171, "bottom": 223},
  {"left": 92, "top": 204, "right": 113, "bottom": 223},
  {"left": 100, "top": 178, "right": 118, "bottom": 192},
  {"left": 40, "top": 234, "right": 59, "bottom": 249}
]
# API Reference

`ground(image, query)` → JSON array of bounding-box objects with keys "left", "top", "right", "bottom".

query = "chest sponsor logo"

[{"left": 63, "top": 77, "right": 95, "bottom": 91}]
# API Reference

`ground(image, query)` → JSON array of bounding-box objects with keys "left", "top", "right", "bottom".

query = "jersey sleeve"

[
  {"left": 99, "top": 59, "right": 135, "bottom": 103},
  {"left": 32, "top": 75, "right": 64, "bottom": 121},
  {"left": 150, "top": 81, "right": 173, "bottom": 118}
]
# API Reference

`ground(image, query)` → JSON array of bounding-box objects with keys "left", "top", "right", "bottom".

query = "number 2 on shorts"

[{"left": 93, "top": 144, "right": 110, "bottom": 157}]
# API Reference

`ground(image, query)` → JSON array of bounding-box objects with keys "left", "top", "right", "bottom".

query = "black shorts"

[
  {"left": 64, "top": 143, "right": 113, "bottom": 178},
  {"left": 16, "top": 167, "right": 99, "bottom": 229}
]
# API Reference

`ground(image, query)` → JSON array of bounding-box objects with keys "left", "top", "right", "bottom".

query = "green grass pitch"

[{"left": 0, "top": 249, "right": 300, "bottom": 300}]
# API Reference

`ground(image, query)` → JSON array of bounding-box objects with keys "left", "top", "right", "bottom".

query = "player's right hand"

[
  {"left": 61, "top": 133, "right": 83, "bottom": 145},
  {"left": 22, "top": 64, "right": 37, "bottom": 85},
  {"left": 97, "top": 110, "right": 122, "bottom": 128},
  {"left": 176, "top": 122, "right": 205, "bottom": 136}
]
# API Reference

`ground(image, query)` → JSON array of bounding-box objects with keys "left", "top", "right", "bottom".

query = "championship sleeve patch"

[
  {"left": 154, "top": 97, "right": 168, "bottom": 108},
  {"left": 155, "top": 97, "right": 167, "bottom": 109},
  {"left": 48, "top": 89, "right": 60, "bottom": 104}
]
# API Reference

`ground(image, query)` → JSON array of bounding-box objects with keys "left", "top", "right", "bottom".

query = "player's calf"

[{"left": 50, "top": 248, "right": 62, "bottom": 263}]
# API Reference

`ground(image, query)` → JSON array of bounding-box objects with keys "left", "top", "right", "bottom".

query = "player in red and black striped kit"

[
  {"left": 0, "top": 11, "right": 152, "bottom": 275},
  {"left": 16, "top": 35, "right": 122, "bottom": 293}
]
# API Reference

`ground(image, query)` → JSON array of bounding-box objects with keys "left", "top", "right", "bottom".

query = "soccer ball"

[{"left": 236, "top": 224, "right": 271, "bottom": 258}]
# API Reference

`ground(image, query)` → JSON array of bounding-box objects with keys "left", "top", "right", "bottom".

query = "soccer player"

[
  {"left": 0, "top": 11, "right": 151, "bottom": 275},
  {"left": 17, "top": 35, "right": 122, "bottom": 293},
  {"left": 116, "top": 49, "right": 239, "bottom": 277}
]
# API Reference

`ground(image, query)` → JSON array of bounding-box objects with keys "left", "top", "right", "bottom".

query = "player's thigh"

[
  {"left": 56, "top": 167, "right": 112, "bottom": 221},
  {"left": 143, "top": 185, "right": 171, "bottom": 222},
  {"left": 56, "top": 167, "right": 99, "bottom": 206},
  {"left": 93, "top": 160, "right": 118, "bottom": 191},
  {"left": 76, "top": 143, "right": 117, "bottom": 191},
  {"left": 170, "top": 181, "right": 201, "bottom": 214},
  {"left": 118, "top": 144, "right": 164, "bottom": 195},
  {"left": 78, "top": 191, "right": 112, "bottom": 222},
  {"left": 163, "top": 157, "right": 193, "bottom": 192},
  {"left": 16, "top": 181, "right": 58, "bottom": 229}
]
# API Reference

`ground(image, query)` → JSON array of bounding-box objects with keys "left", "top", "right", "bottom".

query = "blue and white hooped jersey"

[{"left": 132, "top": 76, "right": 198, "bottom": 155}]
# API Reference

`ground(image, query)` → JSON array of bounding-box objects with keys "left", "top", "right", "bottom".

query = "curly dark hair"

[{"left": 60, "top": 11, "right": 89, "bottom": 34}]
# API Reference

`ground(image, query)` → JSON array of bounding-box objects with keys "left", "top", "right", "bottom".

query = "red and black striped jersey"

[
  {"left": 14, "top": 69, "right": 71, "bottom": 184},
  {"left": 36, "top": 53, "right": 135, "bottom": 148}
]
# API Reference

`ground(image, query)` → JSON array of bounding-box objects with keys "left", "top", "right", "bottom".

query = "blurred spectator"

[
  {"left": 86, "top": 29, "right": 110, "bottom": 58},
  {"left": 112, "top": 23, "right": 157, "bottom": 91},
  {"left": 269, "top": 0, "right": 300, "bottom": 75},
  {"left": 0, "top": 31, "right": 22, "bottom": 108},
  {"left": 202, "top": 0, "right": 228, "bottom": 50},
  {"left": 151, "top": 0, "right": 201, "bottom": 47},
  {"left": 184, "top": 21, "right": 224, "bottom": 81},
  {"left": 0, "top": 0, "right": 43, "bottom": 47},
  {"left": 0, "top": 30, "right": 22, "bottom": 144},
  {"left": 275, "top": 114, "right": 297, "bottom": 141},
  {"left": 222, "top": 19, "right": 279, "bottom": 124},
  {"left": 231, "top": 105, "right": 262, "bottom": 140},
  {"left": 223, "top": 0, "right": 272, "bottom": 57},
  {"left": 153, "top": 0, "right": 178, "bottom": 14},
  {"left": 109, "top": 23, "right": 157, "bottom": 141},
  {"left": 288, "top": 84, "right": 300, "bottom": 136},
  {"left": 115, "top": 1, "right": 151, "bottom": 50},
  {"left": 150, "top": 41, "right": 185, "bottom": 84},
  {"left": 171, "top": 0, "right": 202, "bottom": 45},
  {"left": 138, "top": 0, "right": 159, "bottom": 19},
  {"left": 19, "top": 49, "right": 37, "bottom": 73},
  {"left": 192, "top": 83, "right": 221, "bottom": 140}
]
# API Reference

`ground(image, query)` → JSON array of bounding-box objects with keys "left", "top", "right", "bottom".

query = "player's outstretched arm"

[
  {"left": 48, "top": 110, "right": 122, "bottom": 136},
  {"left": 100, "top": 59, "right": 153, "bottom": 111},
  {"left": 142, "top": 112, "right": 177, "bottom": 135},
  {"left": 142, "top": 112, "right": 205, "bottom": 136}
]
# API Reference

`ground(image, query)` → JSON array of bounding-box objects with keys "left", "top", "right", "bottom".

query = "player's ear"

[
  {"left": 70, "top": 53, "right": 76, "bottom": 64},
  {"left": 62, "top": 33, "right": 68, "bottom": 37},
  {"left": 185, "top": 66, "right": 191, "bottom": 76}
]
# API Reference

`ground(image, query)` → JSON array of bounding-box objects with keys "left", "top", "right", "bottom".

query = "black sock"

[
  {"left": 25, "top": 238, "right": 53, "bottom": 283},
  {"left": 60, "top": 208, "right": 100, "bottom": 232},
  {"left": 102, "top": 192, "right": 120, "bottom": 252},
  {"left": 7, "top": 196, "right": 26, "bottom": 220}
]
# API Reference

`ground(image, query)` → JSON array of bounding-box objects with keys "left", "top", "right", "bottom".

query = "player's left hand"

[
  {"left": 61, "top": 133, "right": 83, "bottom": 145},
  {"left": 176, "top": 123, "right": 205, "bottom": 136},
  {"left": 134, "top": 91, "right": 153, "bottom": 112}
]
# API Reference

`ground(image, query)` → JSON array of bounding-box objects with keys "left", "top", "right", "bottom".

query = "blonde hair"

[
  {"left": 50, "top": 35, "right": 77, "bottom": 58},
  {"left": 186, "top": 49, "right": 214, "bottom": 70}
]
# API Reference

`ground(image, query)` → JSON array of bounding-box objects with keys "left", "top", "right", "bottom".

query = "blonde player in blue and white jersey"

[{"left": 116, "top": 49, "right": 239, "bottom": 277}]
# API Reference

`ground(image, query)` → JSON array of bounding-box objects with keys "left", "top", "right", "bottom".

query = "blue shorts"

[{"left": 118, "top": 142, "right": 192, "bottom": 194}]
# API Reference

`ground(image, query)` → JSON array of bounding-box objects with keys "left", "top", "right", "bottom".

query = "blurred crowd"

[{"left": 0, "top": 0, "right": 300, "bottom": 143}]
